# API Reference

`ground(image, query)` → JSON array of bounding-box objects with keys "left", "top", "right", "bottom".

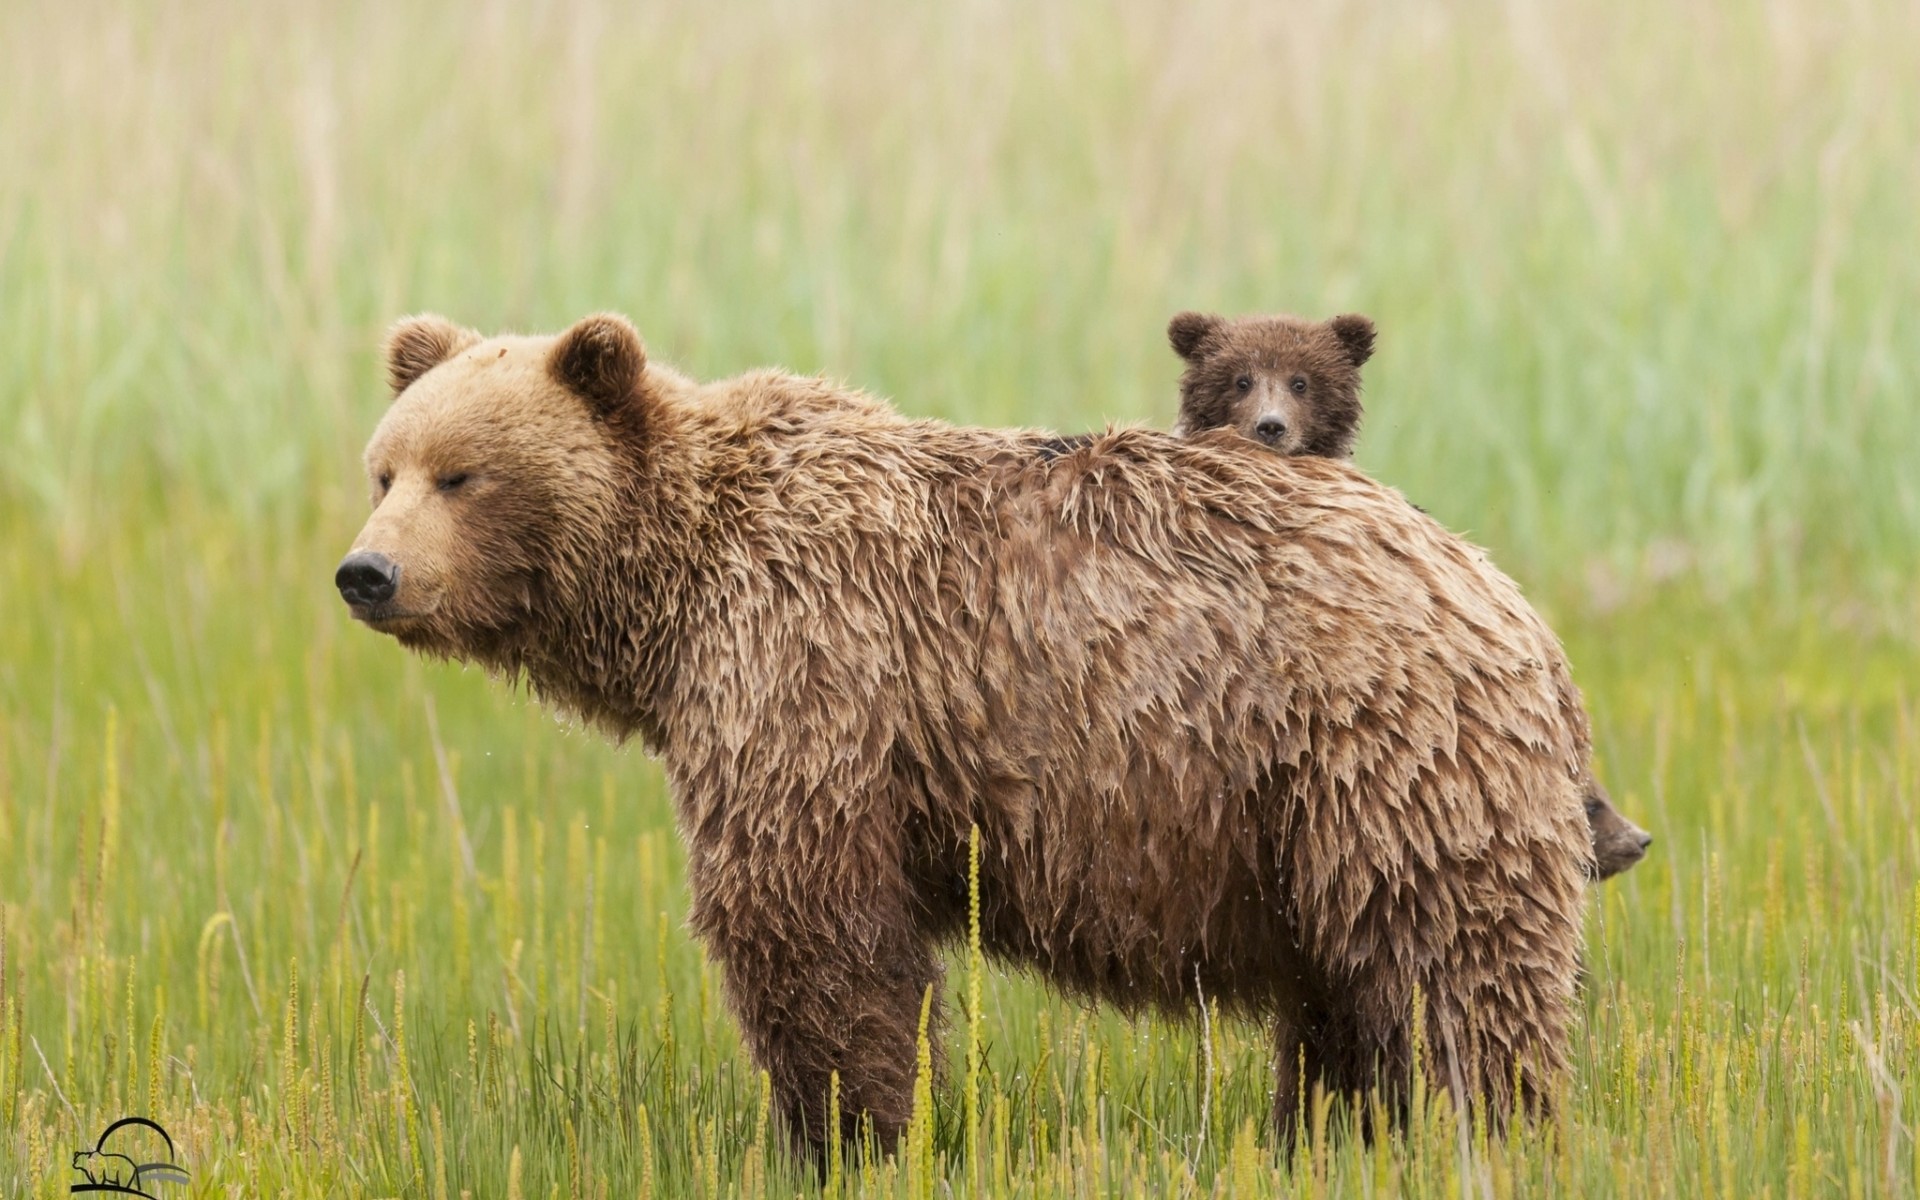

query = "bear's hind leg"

[{"left": 1269, "top": 1007, "right": 1332, "bottom": 1148}]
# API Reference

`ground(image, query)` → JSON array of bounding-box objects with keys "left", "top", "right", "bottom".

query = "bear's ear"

[
  {"left": 383, "top": 314, "right": 481, "bottom": 396},
  {"left": 1328, "top": 313, "right": 1376, "bottom": 368},
  {"left": 1167, "top": 311, "right": 1223, "bottom": 361},
  {"left": 550, "top": 312, "right": 647, "bottom": 414}
]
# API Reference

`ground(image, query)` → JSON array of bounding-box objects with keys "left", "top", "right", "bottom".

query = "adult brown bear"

[{"left": 337, "top": 312, "right": 1593, "bottom": 1154}]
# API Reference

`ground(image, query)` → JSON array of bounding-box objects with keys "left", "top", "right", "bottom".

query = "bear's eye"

[
  {"left": 1235, "top": 375, "right": 1252, "bottom": 392},
  {"left": 1585, "top": 799, "right": 1602, "bottom": 818},
  {"left": 437, "top": 472, "right": 471, "bottom": 493},
  {"left": 376, "top": 471, "right": 392, "bottom": 492},
  {"left": 1289, "top": 376, "right": 1308, "bottom": 395}
]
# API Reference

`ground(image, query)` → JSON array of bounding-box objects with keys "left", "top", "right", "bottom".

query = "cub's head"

[
  {"left": 1167, "top": 311, "right": 1375, "bottom": 458},
  {"left": 1583, "top": 777, "right": 1653, "bottom": 881},
  {"left": 336, "top": 312, "right": 651, "bottom": 658}
]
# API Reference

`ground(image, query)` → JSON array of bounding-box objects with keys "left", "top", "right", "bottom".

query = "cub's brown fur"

[
  {"left": 340, "top": 313, "right": 1594, "bottom": 1156},
  {"left": 1169, "top": 310, "right": 1374, "bottom": 457},
  {"left": 1168, "top": 310, "right": 1654, "bottom": 880}
]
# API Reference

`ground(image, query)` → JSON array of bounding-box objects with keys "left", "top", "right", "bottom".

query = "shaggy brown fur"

[
  {"left": 1166, "top": 309, "right": 1655, "bottom": 881},
  {"left": 1169, "top": 310, "right": 1375, "bottom": 457},
  {"left": 340, "top": 312, "right": 1594, "bottom": 1156}
]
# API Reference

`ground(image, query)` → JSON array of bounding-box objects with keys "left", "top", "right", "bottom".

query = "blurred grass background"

[{"left": 3, "top": 0, "right": 1919, "bottom": 1195}]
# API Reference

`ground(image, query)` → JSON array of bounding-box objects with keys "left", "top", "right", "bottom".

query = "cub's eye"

[
  {"left": 376, "top": 472, "right": 392, "bottom": 492},
  {"left": 437, "top": 472, "right": 471, "bottom": 493},
  {"left": 1235, "top": 375, "right": 1253, "bottom": 392},
  {"left": 1289, "top": 376, "right": 1308, "bottom": 395},
  {"left": 1585, "top": 799, "right": 1602, "bottom": 817}
]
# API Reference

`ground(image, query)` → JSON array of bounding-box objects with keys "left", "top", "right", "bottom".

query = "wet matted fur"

[
  {"left": 1165, "top": 309, "right": 1653, "bottom": 882},
  {"left": 341, "top": 313, "right": 1595, "bottom": 1155}
]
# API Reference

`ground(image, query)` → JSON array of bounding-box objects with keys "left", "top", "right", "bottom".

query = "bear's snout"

[{"left": 336, "top": 551, "right": 400, "bottom": 610}]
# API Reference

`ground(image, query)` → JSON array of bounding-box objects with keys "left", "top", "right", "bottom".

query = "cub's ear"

[
  {"left": 383, "top": 314, "right": 481, "bottom": 396},
  {"left": 550, "top": 312, "right": 647, "bottom": 414},
  {"left": 1167, "top": 311, "right": 1223, "bottom": 360},
  {"left": 1328, "top": 313, "right": 1376, "bottom": 368}
]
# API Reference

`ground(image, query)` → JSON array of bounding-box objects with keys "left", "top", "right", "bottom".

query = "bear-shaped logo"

[{"left": 69, "top": 1117, "right": 189, "bottom": 1196}]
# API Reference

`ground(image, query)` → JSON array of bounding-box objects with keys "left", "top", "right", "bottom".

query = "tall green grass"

[{"left": 3, "top": 0, "right": 1918, "bottom": 1194}]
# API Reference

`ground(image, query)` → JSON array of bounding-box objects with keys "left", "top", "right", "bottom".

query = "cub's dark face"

[
  {"left": 1167, "top": 311, "right": 1375, "bottom": 458},
  {"left": 1583, "top": 778, "right": 1653, "bottom": 881}
]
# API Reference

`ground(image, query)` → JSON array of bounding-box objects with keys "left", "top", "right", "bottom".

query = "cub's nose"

[
  {"left": 335, "top": 551, "right": 399, "bottom": 607},
  {"left": 1254, "top": 416, "right": 1288, "bottom": 445},
  {"left": 1635, "top": 830, "right": 1654, "bottom": 851}
]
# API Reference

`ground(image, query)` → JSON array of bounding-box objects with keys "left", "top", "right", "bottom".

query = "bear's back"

[
  {"left": 920, "top": 429, "right": 1586, "bottom": 1001},
  {"left": 664, "top": 397, "right": 1588, "bottom": 1011}
]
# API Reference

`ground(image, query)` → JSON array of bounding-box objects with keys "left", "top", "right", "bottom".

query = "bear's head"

[
  {"left": 336, "top": 313, "right": 655, "bottom": 660},
  {"left": 1583, "top": 778, "right": 1653, "bottom": 880},
  {"left": 1167, "top": 311, "right": 1375, "bottom": 458}
]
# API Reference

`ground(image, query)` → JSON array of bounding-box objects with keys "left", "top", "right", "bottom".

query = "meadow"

[{"left": 3, "top": 0, "right": 1919, "bottom": 1194}]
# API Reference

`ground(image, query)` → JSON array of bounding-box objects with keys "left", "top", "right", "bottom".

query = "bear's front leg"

[{"left": 690, "top": 838, "right": 945, "bottom": 1159}]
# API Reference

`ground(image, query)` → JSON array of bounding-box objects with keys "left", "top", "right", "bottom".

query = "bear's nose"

[
  {"left": 1254, "top": 416, "right": 1288, "bottom": 444},
  {"left": 1635, "top": 830, "right": 1653, "bottom": 851},
  {"left": 335, "top": 551, "right": 400, "bottom": 608}
]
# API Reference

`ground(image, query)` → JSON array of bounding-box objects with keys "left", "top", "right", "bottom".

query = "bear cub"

[
  {"left": 1166, "top": 309, "right": 1653, "bottom": 880},
  {"left": 1168, "top": 310, "right": 1375, "bottom": 457}
]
